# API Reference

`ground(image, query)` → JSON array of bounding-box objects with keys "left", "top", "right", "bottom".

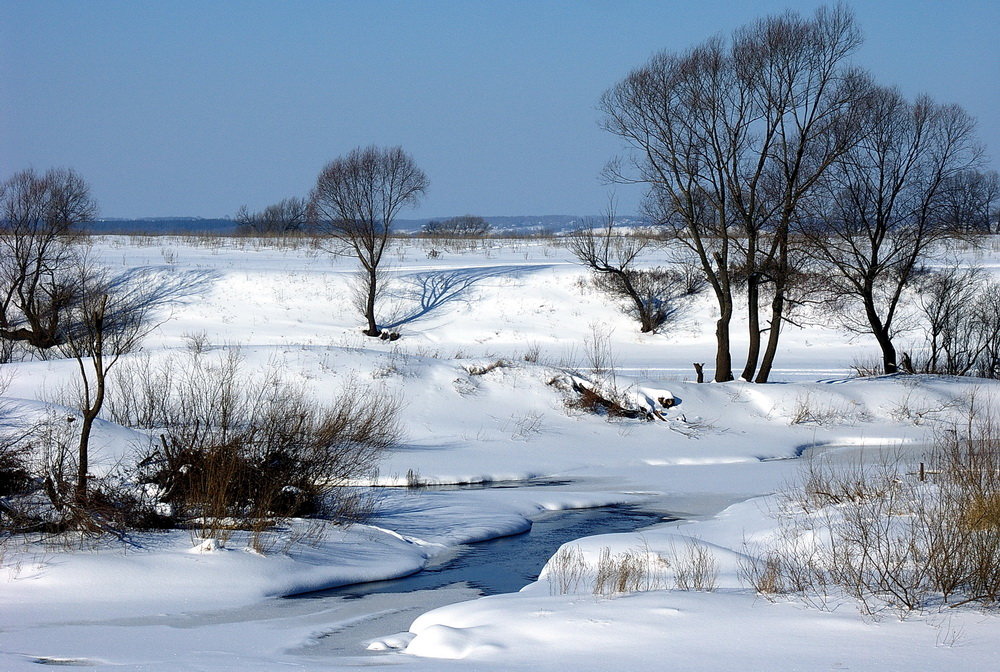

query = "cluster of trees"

[
  {"left": 234, "top": 197, "right": 309, "bottom": 236},
  {"left": 600, "top": 4, "right": 998, "bottom": 381},
  {"left": 421, "top": 215, "right": 492, "bottom": 238}
]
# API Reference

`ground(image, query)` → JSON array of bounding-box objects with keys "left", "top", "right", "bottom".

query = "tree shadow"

[
  {"left": 383, "top": 265, "right": 552, "bottom": 329},
  {"left": 96, "top": 267, "right": 221, "bottom": 334}
]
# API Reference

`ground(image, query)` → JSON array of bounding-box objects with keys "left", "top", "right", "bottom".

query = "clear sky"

[{"left": 2, "top": 1, "right": 998, "bottom": 219}]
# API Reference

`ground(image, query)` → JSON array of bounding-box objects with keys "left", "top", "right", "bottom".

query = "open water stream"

[{"left": 283, "top": 503, "right": 672, "bottom": 659}]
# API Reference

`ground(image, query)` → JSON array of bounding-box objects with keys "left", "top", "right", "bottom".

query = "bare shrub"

[
  {"left": 465, "top": 359, "right": 509, "bottom": 376},
  {"left": 739, "top": 531, "right": 831, "bottom": 609},
  {"left": 569, "top": 205, "right": 700, "bottom": 334},
  {"left": 789, "top": 393, "right": 826, "bottom": 425},
  {"left": 564, "top": 382, "right": 650, "bottom": 421},
  {"left": 0, "top": 433, "right": 35, "bottom": 532},
  {"left": 670, "top": 541, "right": 719, "bottom": 591},
  {"left": 0, "top": 411, "right": 168, "bottom": 537},
  {"left": 546, "top": 544, "right": 588, "bottom": 596},
  {"left": 110, "top": 350, "right": 399, "bottom": 548},
  {"left": 850, "top": 354, "right": 884, "bottom": 378},
  {"left": 590, "top": 266, "right": 702, "bottom": 334},
  {"left": 740, "top": 547, "right": 787, "bottom": 597},
  {"left": 911, "top": 267, "right": 1000, "bottom": 378},
  {"left": 745, "top": 412, "right": 1000, "bottom": 614},
  {"left": 593, "top": 544, "right": 667, "bottom": 597},
  {"left": 105, "top": 352, "right": 175, "bottom": 429},
  {"left": 505, "top": 411, "right": 544, "bottom": 440}
]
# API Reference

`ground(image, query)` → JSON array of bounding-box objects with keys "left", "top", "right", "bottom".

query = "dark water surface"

[{"left": 290, "top": 505, "right": 672, "bottom": 600}]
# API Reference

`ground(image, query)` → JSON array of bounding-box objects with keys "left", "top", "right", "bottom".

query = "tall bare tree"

[
  {"left": 803, "top": 89, "right": 983, "bottom": 374},
  {"left": 731, "top": 6, "right": 869, "bottom": 382},
  {"left": 602, "top": 45, "right": 739, "bottom": 380},
  {"left": 0, "top": 168, "right": 96, "bottom": 350},
  {"left": 309, "top": 146, "right": 428, "bottom": 337}
]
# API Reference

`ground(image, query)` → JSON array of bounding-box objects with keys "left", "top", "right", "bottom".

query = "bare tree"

[
  {"left": 730, "top": 6, "right": 869, "bottom": 383},
  {"left": 602, "top": 46, "right": 739, "bottom": 380},
  {"left": 569, "top": 206, "right": 701, "bottom": 333},
  {"left": 234, "top": 197, "right": 309, "bottom": 236},
  {"left": 0, "top": 168, "right": 96, "bottom": 351},
  {"left": 57, "top": 262, "right": 212, "bottom": 503},
  {"left": 804, "top": 89, "right": 984, "bottom": 373},
  {"left": 309, "top": 146, "right": 428, "bottom": 337},
  {"left": 911, "top": 266, "right": 1000, "bottom": 377}
]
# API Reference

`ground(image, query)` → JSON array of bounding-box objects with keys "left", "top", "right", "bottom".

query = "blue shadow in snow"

[{"left": 382, "top": 265, "right": 553, "bottom": 329}]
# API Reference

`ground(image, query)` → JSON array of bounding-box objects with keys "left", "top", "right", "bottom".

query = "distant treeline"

[{"left": 84, "top": 215, "right": 647, "bottom": 236}]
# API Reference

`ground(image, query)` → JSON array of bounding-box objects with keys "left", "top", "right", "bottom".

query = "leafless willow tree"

[
  {"left": 603, "top": 47, "right": 739, "bottom": 380},
  {"left": 234, "top": 197, "right": 309, "bottom": 236},
  {"left": 309, "top": 146, "right": 428, "bottom": 337},
  {"left": 601, "top": 4, "right": 868, "bottom": 382},
  {"left": 0, "top": 168, "right": 96, "bottom": 352},
  {"left": 802, "top": 90, "right": 984, "bottom": 374}
]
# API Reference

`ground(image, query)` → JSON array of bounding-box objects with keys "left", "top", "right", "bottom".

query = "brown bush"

[{"left": 129, "top": 352, "right": 398, "bottom": 547}]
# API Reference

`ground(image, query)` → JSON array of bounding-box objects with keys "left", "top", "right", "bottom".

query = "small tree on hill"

[
  {"left": 569, "top": 207, "right": 701, "bottom": 333},
  {"left": 309, "top": 146, "right": 428, "bottom": 337}
]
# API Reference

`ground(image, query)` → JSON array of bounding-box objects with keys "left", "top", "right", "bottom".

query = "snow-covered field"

[{"left": 2, "top": 235, "right": 999, "bottom": 670}]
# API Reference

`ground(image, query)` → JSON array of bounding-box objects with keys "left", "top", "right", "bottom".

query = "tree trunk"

[
  {"left": 741, "top": 277, "right": 761, "bottom": 381},
  {"left": 754, "top": 291, "right": 783, "bottom": 383},
  {"left": 862, "top": 290, "right": 897, "bottom": 374},
  {"left": 876, "top": 329, "right": 898, "bottom": 374},
  {"left": 363, "top": 267, "right": 380, "bottom": 336},
  {"left": 75, "top": 409, "right": 97, "bottom": 503},
  {"left": 618, "top": 270, "right": 653, "bottom": 333},
  {"left": 75, "top": 417, "right": 92, "bottom": 503},
  {"left": 755, "top": 229, "right": 790, "bottom": 384},
  {"left": 714, "top": 305, "right": 734, "bottom": 382}
]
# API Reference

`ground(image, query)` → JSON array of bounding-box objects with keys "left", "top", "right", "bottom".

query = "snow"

[{"left": 1, "top": 235, "right": 999, "bottom": 670}]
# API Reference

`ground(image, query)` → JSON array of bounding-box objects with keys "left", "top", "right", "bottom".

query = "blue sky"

[{"left": 2, "top": 1, "right": 997, "bottom": 219}]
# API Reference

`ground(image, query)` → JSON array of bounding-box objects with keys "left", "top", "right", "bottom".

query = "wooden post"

[{"left": 693, "top": 362, "right": 705, "bottom": 384}]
